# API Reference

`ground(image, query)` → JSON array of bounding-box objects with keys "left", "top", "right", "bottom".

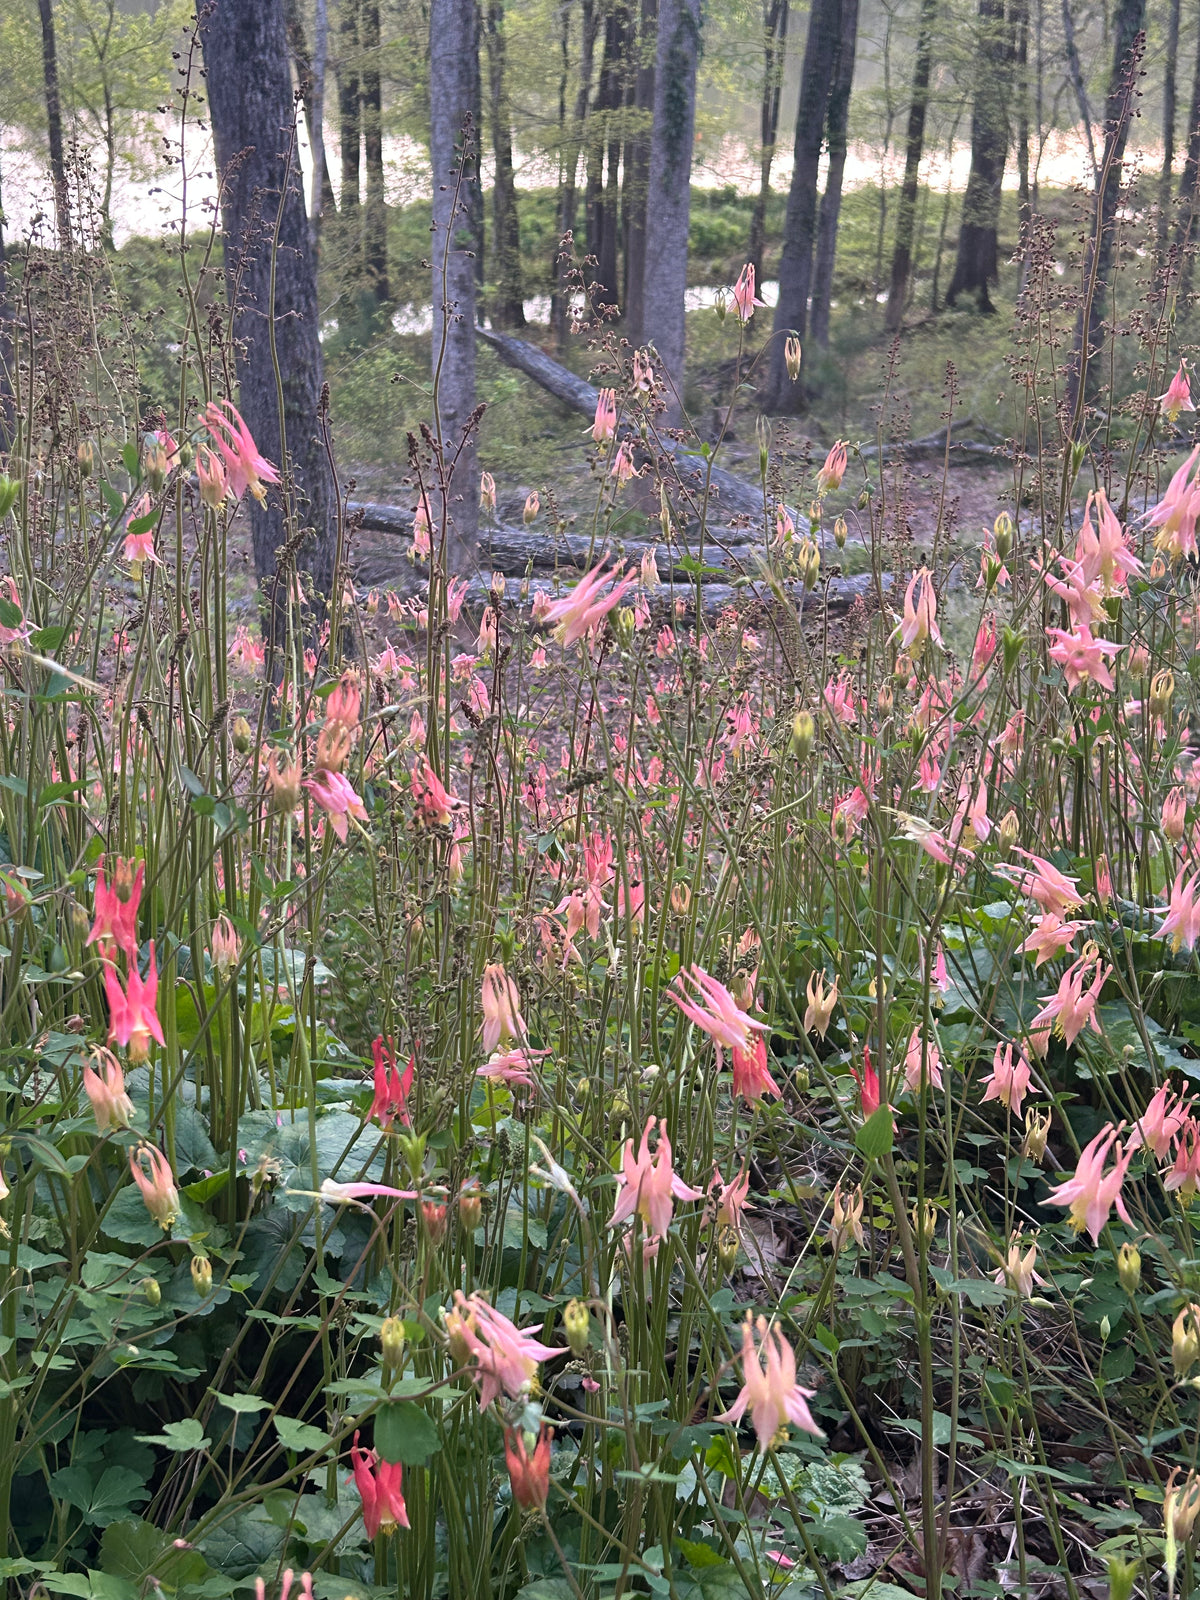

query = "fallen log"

[
  {"left": 475, "top": 327, "right": 768, "bottom": 518},
  {"left": 348, "top": 500, "right": 762, "bottom": 582}
]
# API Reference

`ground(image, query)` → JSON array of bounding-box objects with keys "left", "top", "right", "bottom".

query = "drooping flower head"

[
  {"left": 716, "top": 1315, "right": 824, "bottom": 1449},
  {"left": 105, "top": 943, "right": 165, "bottom": 1064},
  {"left": 201, "top": 400, "right": 281, "bottom": 504},
  {"left": 608, "top": 1117, "right": 704, "bottom": 1241},
  {"left": 350, "top": 1432, "right": 409, "bottom": 1537},
  {"left": 1044, "top": 1124, "right": 1133, "bottom": 1244}
]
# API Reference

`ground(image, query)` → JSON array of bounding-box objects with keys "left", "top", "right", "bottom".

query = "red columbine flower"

[
  {"left": 481, "top": 963, "right": 526, "bottom": 1053},
  {"left": 82, "top": 1047, "right": 135, "bottom": 1133},
  {"left": 504, "top": 1423, "right": 552, "bottom": 1510},
  {"left": 371, "top": 1036, "right": 413, "bottom": 1129},
  {"left": 538, "top": 560, "right": 637, "bottom": 648},
  {"left": 731, "top": 262, "right": 765, "bottom": 323},
  {"left": 669, "top": 964, "right": 770, "bottom": 1066},
  {"left": 350, "top": 1432, "right": 409, "bottom": 1537},
  {"left": 607, "top": 1116, "right": 704, "bottom": 1241},
  {"left": 445, "top": 1291, "right": 567, "bottom": 1410},
  {"left": 303, "top": 769, "right": 368, "bottom": 842},
  {"left": 850, "top": 1043, "right": 881, "bottom": 1118},
  {"left": 1158, "top": 361, "right": 1195, "bottom": 423},
  {"left": 87, "top": 856, "right": 144, "bottom": 963},
  {"left": 592, "top": 387, "right": 617, "bottom": 443},
  {"left": 816, "top": 440, "right": 847, "bottom": 495},
  {"left": 105, "top": 943, "right": 165, "bottom": 1064},
  {"left": 730, "top": 1034, "right": 782, "bottom": 1103},
  {"left": 410, "top": 756, "right": 457, "bottom": 828},
  {"left": 201, "top": 400, "right": 281, "bottom": 504}
]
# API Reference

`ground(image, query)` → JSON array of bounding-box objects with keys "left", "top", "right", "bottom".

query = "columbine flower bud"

[
  {"left": 0, "top": 476, "right": 18, "bottom": 519},
  {"left": 458, "top": 1180, "right": 483, "bottom": 1232},
  {"left": 380, "top": 1315, "right": 406, "bottom": 1369},
  {"left": 1150, "top": 670, "right": 1175, "bottom": 720},
  {"left": 144, "top": 440, "right": 168, "bottom": 494},
  {"left": 670, "top": 882, "right": 691, "bottom": 915},
  {"left": 1175, "top": 1305, "right": 1200, "bottom": 1375},
  {"left": 1022, "top": 1107, "right": 1051, "bottom": 1164},
  {"left": 993, "top": 511, "right": 1014, "bottom": 561},
  {"left": 756, "top": 416, "right": 772, "bottom": 478},
  {"left": 564, "top": 1298, "right": 590, "bottom": 1355},
  {"left": 1150, "top": 555, "right": 1167, "bottom": 579},
  {"left": 784, "top": 336, "right": 802, "bottom": 383},
  {"left": 77, "top": 440, "right": 95, "bottom": 477},
  {"left": 231, "top": 715, "right": 252, "bottom": 754},
  {"left": 480, "top": 470, "right": 497, "bottom": 515},
  {"left": 894, "top": 654, "right": 913, "bottom": 687},
  {"left": 857, "top": 486, "right": 871, "bottom": 511},
  {"left": 999, "top": 808, "right": 1020, "bottom": 850},
  {"left": 717, "top": 1224, "right": 740, "bottom": 1274},
  {"left": 790, "top": 710, "right": 815, "bottom": 760},
  {"left": 833, "top": 515, "right": 848, "bottom": 550},
  {"left": 1002, "top": 625, "right": 1023, "bottom": 673},
  {"left": 877, "top": 683, "right": 894, "bottom": 714},
  {"left": 421, "top": 1200, "right": 448, "bottom": 1243},
  {"left": 190, "top": 1255, "right": 213, "bottom": 1297},
  {"left": 1117, "top": 1241, "right": 1141, "bottom": 1294},
  {"left": 1105, "top": 1557, "right": 1138, "bottom": 1600},
  {"left": 713, "top": 287, "right": 729, "bottom": 322},
  {"left": 523, "top": 491, "right": 539, "bottom": 525},
  {"left": 142, "top": 1277, "right": 161, "bottom": 1306}
]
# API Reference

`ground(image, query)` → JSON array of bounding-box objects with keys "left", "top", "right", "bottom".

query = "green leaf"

[
  {"left": 121, "top": 442, "right": 140, "bottom": 478},
  {"left": 135, "top": 1419, "right": 210, "bottom": 1452},
  {"left": 101, "top": 481, "right": 125, "bottom": 516},
  {"left": 515, "top": 1585, "right": 576, "bottom": 1600},
  {"left": 212, "top": 1392, "right": 271, "bottom": 1415},
  {"left": 38, "top": 780, "right": 85, "bottom": 807},
  {"left": 703, "top": 1433, "right": 739, "bottom": 1479},
  {"left": 29, "top": 626, "right": 67, "bottom": 653},
  {"left": 373, "top": 1400, "right": 441, "bottom": 1466},
  {"left": 854, "top": 1104, "right": 894, "bottom": 1160},
  {"left": 179, "top": 766, "right": 206, "bottom": 798},
  {"left": 0, "top": 599, "right": 22, "bottom": 631},
  {"left": 48, "top": 1464, "right": 151, "bottom": 1527},
  {"left": 274, "top": 1416, "right": 331, "bottom": 1454},
  {"left": 126, "top": 510, "right": 157, "bottom": 537}
]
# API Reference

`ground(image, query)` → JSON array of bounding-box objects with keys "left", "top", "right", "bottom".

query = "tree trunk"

[
  {"left": 552, "top": 0, "right": 598, "bottom": 347},
  {"left": 337, "top": 0, "right": 361, "bottom": 257},
  {"left": 1061, "top": 0, "right": 1097, "bottom": 181},
  {"left": 764, "top": 0, "right": 841, "bottom": 409},
  {"left": 640, "top": 0, "right": 701, "bottom": 423},
  {"left": 285, "top": 0, "right": 337, "bottom": 244},
  {"left": 810, "top": 0, "right": 859, "bottom": 347},
  {"left": 0, "top": 164, "right": 13, "bottom": 449},
  {"left": 623, "top": 0, "right": 656, "bottom": 339},
  {"left": 1014, "top": 0, "right": 1030, "bottom": 247},
  {"left": 200, "top": 0, "right": 334, "bottom": 637},
  {"left": 1178, "top": 1, "right": 1200, "bottom": 289},
  {"left": 586, "top": 6, "right": 624, "bottom": 307},
  {"left": 360, "top": 0, "right": 388, "bottom": 302},
  {"left": 945, "top": 0, "right": 1013, "bottom": 311},
  {"left": 37, "top": 0, "right": 71, "bottom": 250},
  {"left": 884, "top": 0, "right": 937, "bottom": 332},
  {"left": 485, "top": 0, "right": 526, "bottom": 327},
  {"left": 1157, "top": 0, "right": 1182, "bottom": 269},
  {"left": 747, "top": 0, "right": 789, "bottom": 289},
  {"left": 430, "top": 0, "right": 481, "bottom": 570},
  {"left": 1066, "top": 2, "right": 1146, "bottom": 430},
  {"left": 601, "top": 3, "right": 631, "bottom": 310}
]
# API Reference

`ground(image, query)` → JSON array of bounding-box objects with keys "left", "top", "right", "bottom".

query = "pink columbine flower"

[
  {"left": 82, "top": 1047, "right": 135, "bottom": 1133},
  {"left": 410, "top": 756, "right": 458, "bottom": 828},
  {"left": 129, "top": 1143, "right": 179, "bottom": 1231},
  {"left": 804, "top": 971, "right": 838, "bottom": 1038},
  {"left": 731, "top": 1034, "right": 782, "bottom": 1103},
  {"left": 816, "top": 441, "right": 847, "bottom": 496},
  {"left": 716, "top": 1314, "right": 824, "bottom": 1449},
  {"left": 481, "top": 962, "right": 526, "bottom": 1052},
  {"left": 539, "top": 561, "right": 638, "bottom": 648},
  {"left": 1128, "top": 1082, "right": 1190, "bottom": 1160},
  {"left": 1021, "top": 912, "right": 1091, "bottom": 968},
  {"left": 319, "top": 1179, "right": 418, "bottom": 1204},
  {"left": 87, "top": 856, "right": 144, "bottom": 964},
  {"left": 592, "top": 387, "right": 617, "bottom": 443},
  {"left": 350, "top": 1432, "right": 410, "bottom": 1536},
  {"left": 202, "top": 400, "right": 281, "bottom": 504},
  {"left": 608, "top": 1116, "right": 704, "bottom": 1240},
  {"left": 1159, "top": 362, "right": 1195, "bottom": 423},
  {"left": 1030, "top": 954, "right": 1110, "bottom": 1048},
  {"left": 995, "top": 849, "right": 1084, "bottom": 918},
  {"left": 1157, "top": 868, "right": 1200, "bottom": 953},
  {"left": 893, "top": 568, "right": 942, "bottom": 656},
  {"left": 1147, "top": 445, "right": 1200, "bottom": 563},
  {"left": 445, "top": 1290, "right": 567, "bottom": 1410},
  {"left": 903, "top": 1028, "right": 943, "bottom": 1094},
  {"left": 370, "top": 1036, "right": 414, "bottom": 1129},
  {"left": 105, "top": 943, "right": 165, "bottom": 1064},
  {"left": 1046, "top": 624, "right": 1122, "bottom": 692},
  {"left": 1163, "top": 786, "right": 1188, "bottom": 842},
  {"left": 980, "top": 1042, "right": 1032, "bottom": 1117},
  {"left": 1044, "top": 1124, "right": 1133, "bottom": 1244},
  {"left": 731, "top": 263, "right": 766, "bottom": 323},
  {"left": 1165, "top": 1117, "right": 1200, "bottom": 1196},
  {"left": 476, "top": 1046, "right": 549, "bottom": 1089},
  {"left": 303, "top": 770, "right": 368, "bottom": 842},
  {"left": 668, "top": 964, "right": 770, "bottom": 1064}
]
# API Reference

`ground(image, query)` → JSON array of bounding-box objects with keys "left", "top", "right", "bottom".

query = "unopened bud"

[
  {"left": 1117, "top": 1241, "right": 1141, "bottom": 1295},
  {"left": 993, "top": 511, "right": 1014, "bottom": 561},
  {"left": 1174, "top": 1304, "right": 1200, "bottom": 1375},
  {"left": 176, "top": 440, "right": 194, "bottom": 470},
  {"left": 77, "top": 440, "right": 95, "bottom": 478},
  {"left": 713, "top": 288, "right": 729, "bottom": 322},
  {"left": 0, "top": 476, "right": 18, "bottom": 520},
  {"left": 1150, "top": 555, "right": 1167, "bottom": 580},
  {"left": 231, "top": 715, "right": 252, "bottom": 754},
  {"left": 421, "top": 1200, "right": 448, "bottom": 1243},
  {"left": 877, "top": 683, "right": 894, "bottom": 714},
  {"left": 894, "top": 654, "right": 914, "bottom": 687},
  {"left": 857, "top": 486, "right": 871, "bottom": 511},
  {"left": 791, "top": 710, "right": 815, "bottom": 760},
  {"left": 784, "top": 336, "right": 802, "bottom": 383},
  {"left": 833, "top": 515, "right": 848, "bottom": 550},
  {"left": 1002, "top": 625, "right": 1023, "bottom": 673},
  {"left": 142, "top": 1277, "right": 161, "bottom": 1307},
  {"left": 380, "top": 1315, "right": 406, "bottom": 1368},
  {"left": 1150, "top": 670, "right": 1175, "bottom": 721},
  {"left": 1104, "top": 1556, "right": 1138, "bottom": 1600},
  {"left": 756, "top": 416, "right": 771, "bottom": 479},
  {"left": 998, "top": 808, "right": 1020, "bottom": 849},
  {"left": 1022, "top": 1107, "right": 1051, "bottom": 1164},
  {"left": 458, "top": 1180, "right": 483, "bottom": 1232},
  {"left": 190, "top": 1256, "right": 213, "bottom": 1297},
  {"left": 564, "top": 1298, "right": 590, "bottom": 1355},
  {"left": 670, "top": 882, "right": 691, "bottom": 916},
  {"left": 1099, "top": 1314, "right": 1111, "bottom": 1342},
  {"left": 717, "top": 1224, "right": 740, "bottom": 1274},
  {"left": 397, "top": 1131, "right": 427, "bottom": 1183},
  {"left": 523, "top": 491, "right": 539, "bottom": 525}
]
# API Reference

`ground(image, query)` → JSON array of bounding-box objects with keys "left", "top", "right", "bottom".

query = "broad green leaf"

[
  {"left": 212, "top": 1392, "right": 270, "bottom": 1415},
  {"left": 135, "top": 1419, "right": 210, "bottom": 1452},
  {"left": 274, "top": 1415, "right": 331, "bottom": 1454},
  {"left": 374, "top": 1400, "right": 441, "bottom": 1466},
  {"left": 854, "top": 1104, "right": 894, "bottom": 1160}
]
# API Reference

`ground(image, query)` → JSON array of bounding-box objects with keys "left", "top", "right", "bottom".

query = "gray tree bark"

[
  {"left": 430, "top": 0, "right": 481, "bottom": 571},
  {"left": 623, "top": 0, "right": 657, "bottom": 340},
  {"left": 747, "top": 0, "right": 789, "bottom": 288},
  {"left": 337, "top": 0, "right": 361, "bottom": 263},
  {"left": 37, "top": 0, "right": 71, "bottom": 250},
  {"left": 201, "top": 0, "right": 334, "bottom": 637},
  {"left": 810, "top": 0, "right": 859, "bottom": 347},
  {"left": 550, "top": 0, "right": 598, "bottom": 348},
  {"left": 764, "top": 0, "right": 841, "bottom": 409},
  {"left": 360, "top": 0, "right": 389, "bottom": 302},
  {"left": 945, "top": 0, "right": 1013, "bottom": 310},
  {"left": 641, "top": 0, "right": 701, "bottom": 424},
  {"left": 485, "top": 0, "right": 526, "bottom": 327},
  {"left": 284, "top": 0, "right": 337, "bottom": 244},
  {"left": 884, "top": 0, "right": 937, "bottom": 332},
  {"left": 1156, "top": 0, "right": 1182, "bottom": 269}
]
